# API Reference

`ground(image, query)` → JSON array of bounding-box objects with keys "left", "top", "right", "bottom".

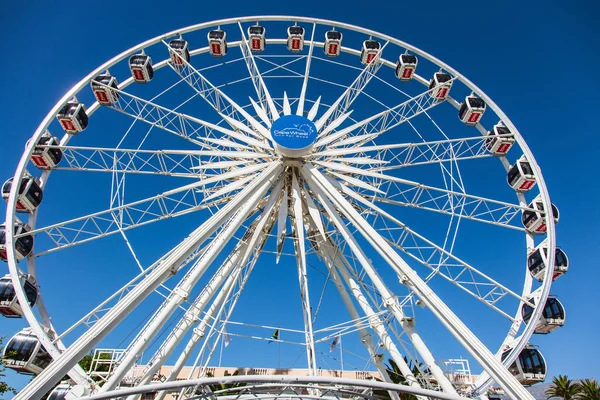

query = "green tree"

[
  {"left": 546, "top": 375, "right": 581, "bottom": 399},
  {"left": 372, "top": 357, "right": 425, "bottom": 400},
  {"left": 0, "top": 336, "right": 17, "bottom": 395},
  {"left": 576, "top": 379, "right": 600, "bottom": 400}
]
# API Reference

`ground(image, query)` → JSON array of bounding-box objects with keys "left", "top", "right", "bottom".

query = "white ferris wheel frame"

[{"left": 3, "top": 15, "right": 556, "bottom": 400}]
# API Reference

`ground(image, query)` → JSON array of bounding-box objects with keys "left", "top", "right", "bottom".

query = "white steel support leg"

[
  {"left": 290, "top": 172, "right": 318, "bottom": 376},
  {"left": 128, "top": 179, "right": 284, "bottom": 398},
  {"left": 13, "top": 163, "right": 282, "bottom": 400},
  {"left": 304, "top": 168, "right": 459, "bottom": 395},
  {"left": 101, "top": 165, "right": 283, "bottom": 392},
  {"left": 321, "top": 244, "right": 423, "bottom": 393},
  {"left": 302, "top": 164, "right": 534, "bottom": 400},
  {"left": 155, "top": 197, "right": 282, "bottom": 400},
  {"left": 310, "top": 234, "right": 400, "bottom": 400}
]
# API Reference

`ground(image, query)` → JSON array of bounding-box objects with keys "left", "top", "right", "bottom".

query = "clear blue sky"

[{"left": 1, "top": 0, "right": 599, "bottom": 395}]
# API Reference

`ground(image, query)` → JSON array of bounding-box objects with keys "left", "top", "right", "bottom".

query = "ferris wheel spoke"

[
  {"left": 316, "top": 160, "right": 528, "bottom": 230},
  {"left": 237, "top": 22, "right": 280, "bottom": 122},
  {"left": 340, "top": 185, "right": 531, "bottom": 317},
  {"left": 163, "top": 41, "right": 273, "bottom": 141},
  {"left": 314, "top": 41, "right": 389, "bottom": 132},
  {"left": 302, "top": 163, "right": 535, "bottom": 400},
  {"left": 107, "top": 83, "right": 273, "bottom": 152},
  {"left": 297, "top": 23, "right": 317, "bottom": 116},
  {"left": 302, "top": 167, "right": 459, "bottom": 395},
  {"left": 290, "top": 173, "right": 318, "bottom": 375},
  {"left": 130, "top": 178, "right": 283, "bottom": 395},
  {"left": 24, "top": 163, "right": 273, "bottom": 256},
  {"left": 51, "top": 145, "right": 266, "bottom": 177},
  {"left": 314, "top": 135, "right": 496, "bottom": 170},
  {"left": 314, "top": 81, "right": 454, "bottom": 150},
  {"left": 16, "top": 162, "right": 283, "bottom": 400}
]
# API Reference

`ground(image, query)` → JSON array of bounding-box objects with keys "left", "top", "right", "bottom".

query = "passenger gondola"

[
  {"left": 48, "top": 382, "right": 87, "bottom": 399},
  {"left": 287, "top": 25, "right": 305, "bottom": 52},
  {"left": 324, "top": 30, "right": 342, "bottom": 57},
  {"left": 395, "top": 53, "right": 418, "bottom": 81},
  {"left": 2, "top": 175, "right": 43, "bottom": 213},
  {"left": 528, "top": 240, "right": 569, "bottom": 281},
  {"left": 129, "top": 54, "right": 154, "bottom": 83},
  {"left": 428, "top": 72, "right": 452, "bottom": 100},
  {"left": 0, "top": 273, "right": 38, "bottom": 318},
  {"left": 168, "top": 39, "right": 190, "bottom": 66},
  {"left": 48, "top": 383, "right": 71, "bottom": 400},
  {"left": 29, "top": 133, "right": 62, "bottom": 169},
  {"left": 3, "top": 328, "right": 52, "bottom": 374},
  {"left": 56, "top": 100, "right": 88, "bottom": 134},
  {"left": 248, "top": 25, "right": 266, "bottom": 52},
  {"left": 486, "top": 123, "right": 515, "bottom": 156},
  {"left": 458, "top": 94, "right": 486, "bottom": 126},
  {"left": 507, "top": 155, "right": 536, "bottom": 191},
  {"left": 522, "top": 194, "right": 559, "bottom": 234},
  {"left": 522, "top": 296, "right": 566, "bottom": 334},
  {"left": 360, "top": 39, "right": 381, "bottom": 65},
  {"left": 90, "top": 74, "right": 119, "bottom": 106},
  {"left": 208, "top": 29, "right": 228, "bottom": 57},
  {"left": 0, "top": 222, "right": 34, "bottom": 262},
  {"left": 501, "top": 345, "right": 546, "bottom": 385}
]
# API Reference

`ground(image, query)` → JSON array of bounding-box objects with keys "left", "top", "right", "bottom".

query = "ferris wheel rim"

[{"left": 3, "top": 15, "right": 556, "bottom": 399}]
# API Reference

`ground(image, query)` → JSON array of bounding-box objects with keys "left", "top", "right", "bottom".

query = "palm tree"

[
  {"left": 576, "top": 379, "right": 600, "bottom": 400},
  {"left": 545, "top": 375, "right": 581, "bottom": 399},
  {"left": 378, "top": 357, "right": 427, "bottom": 400}
]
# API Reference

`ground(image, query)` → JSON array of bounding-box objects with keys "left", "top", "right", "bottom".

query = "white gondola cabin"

[
  {"left": 395, "top": 54, "right": 418, "bottom": 81},
  {"left": 287, "top": 26, "right": 305, "bottom": 52},
  {"left": 0, "top": 222, "right": 34, "bottom": 262},
  {"left": 522, "top": 296, "right": 566, "bottom": 334},
  {"left": 29, "top": 133, "right": 62, "bottom": 169},
  {"left": 486, "top": 123, "right": 515, "bottom": 156},
  {"left": 48, "top": 383, "right": 71, "bottom": 400},
  {"left": 0, "top": 273, "right": 38, "bottom": 318},
  {"left": 90, "top": 74, "right": 119, "bottom": 106},
  {"left": 501, "top": 345, "right": 547, "bottom": 385},
  {"left": 324, "top": 30, "right": 342, "bottom": 57},
  {"left": 507, "top": 155, "right": 536, "bottom": 192},
  {"left": 129, "top": 54, "right": 154, "bottom": 83},
  {"left": 248, "top": 25, "right": 266, "bottom": 52},
  {"left": 428, "top": 72, "right": 452, "bottom": 100},
  {"left": 56, "top": 101, "right": 88, "bottom": 134},
  {"left": 528, "top": 240, "right": 569, "bottom": 281},
  {"left": 360, "top": 40, "right": 381, "bottom": 65},
  {"left": 208, "top": 30, "right": 227, "bottom": 57},
  {"left": 168, "top": 39, "right": 190, "bottom": 66},
  {"left": 522, "top": 194, "right": 559, "bottom": 234},
  {"left": 3, "top": 328, "right": 52, "bottom": 375},
  {"left": 2, "top": 175, "right": 43, "bottom": 213},
  {"left": 458, "top": 94, "right": 486, "bottom": 126}
]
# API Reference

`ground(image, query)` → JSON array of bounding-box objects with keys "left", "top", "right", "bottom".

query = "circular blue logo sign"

[{"left": 271, "top": 115, "right": 317, "bottom": 150}]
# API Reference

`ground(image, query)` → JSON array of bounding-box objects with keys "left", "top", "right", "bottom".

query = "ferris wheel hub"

[{"left": 270, "top": 114, "right": 317, "bottom": 157}]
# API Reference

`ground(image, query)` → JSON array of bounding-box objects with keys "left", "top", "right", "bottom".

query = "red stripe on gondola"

[
  {"left": 133, "top": 69, "right": 144, "bottom": 81},
  {"left": 31, "top": 156, "right": 48, "bottom": 167},
  {"left": 95, "top": 90, "right": 108, "bottom": 103},
  {"left": 497, "top": 143, "right": 510, "bottom": 154}
]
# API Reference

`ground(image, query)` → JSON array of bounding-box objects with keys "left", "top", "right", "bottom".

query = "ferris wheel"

[{"left": 0, "top": 16, "right": 568, "bottom": 400}]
